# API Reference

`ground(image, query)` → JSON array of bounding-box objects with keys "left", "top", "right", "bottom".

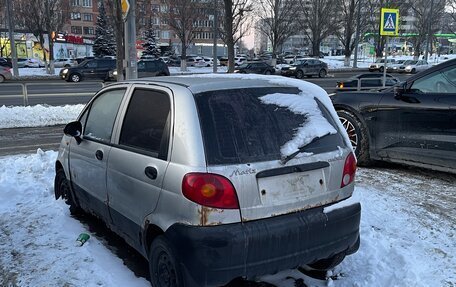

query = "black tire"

[
  {"left": 307, "top": 252, "right": 346, "bottom": 271},
  {"left": 379, "top": 66, "right": 384, "bottom": 73},
  {"left": 54, "top": 169, "right": 81, "bottom": 215},
  {"left": 296, "top": 70, "right": 304, "bottom": 79},
  {"left": 149, "top": 236, "right": 183, "bottom": 287},
  {"left": 318, "top": 69, "right": 327, "bottom": 78},
  {"left": 264, "top": 70, "right": 272, "bottom": 75},
  {"left": 411, "top": 68, "right": 416, "bottom": 74},
  {"left": 337, "top": 110, "right": 371, "bottom": 166},
  {"left": 0, "top": 75, "right": 5, "bottom": 83},
  {"left": 69, "top": 73, "right": 81, "bottom": 82}
]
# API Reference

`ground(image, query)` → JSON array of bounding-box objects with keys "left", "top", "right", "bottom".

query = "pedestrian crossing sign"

[{"left": 380, "top": 8, "right": 399, "bottom": 36}]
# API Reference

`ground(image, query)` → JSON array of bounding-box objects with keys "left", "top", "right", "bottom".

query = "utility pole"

[
  {"left": 353, "top": 0, "right": 362, "bottom": 68},
  {"left": 212, "top": 0, "right": 218, "bottom": 73},
  {"left": 125, "top": 0, "right": 137, "bottom": 79},
  {"left": 424, "top": 0, "right": 434, "bottom": 61},
  {"left": 6, "top": 0, "right": 19, "bottom": 76}
]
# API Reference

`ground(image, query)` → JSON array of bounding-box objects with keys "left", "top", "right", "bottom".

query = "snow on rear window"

[{"left": 260, "top": 93, "right": 337, "bottom": 158}]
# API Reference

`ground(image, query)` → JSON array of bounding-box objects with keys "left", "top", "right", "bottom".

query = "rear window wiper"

[{"left": 281, "top": 132, "right": 332, "bottom": 165}]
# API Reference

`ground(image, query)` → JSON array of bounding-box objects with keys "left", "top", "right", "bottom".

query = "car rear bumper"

[
  {"left": 281, "top": 69, "right": 297, "bottom": 76},
  {"left": 165, "top": 202, "right": 361, "bottom": 287}
]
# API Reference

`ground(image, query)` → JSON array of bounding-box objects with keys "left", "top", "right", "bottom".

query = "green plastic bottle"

[{"left": 76, "top": 233, "right": 90, "bottom": 246}]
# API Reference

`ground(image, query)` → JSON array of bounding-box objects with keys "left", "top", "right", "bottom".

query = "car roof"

[{"left": 116, "top": 75, "right": 291, "bottom": 94}]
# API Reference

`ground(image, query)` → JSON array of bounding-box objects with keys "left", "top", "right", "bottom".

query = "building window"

[
  {"left": 162, "top": 31, "right": 170, "bottom": 39},
  {"left": 70, "top": 12, "right": 81, "bottom": 20},
  {"left": 152, "top": 4, "right": 159, "bottom": 12},
  {"left": 71, "top": 0, "right": 80, "bottom": 6},
  {"left": 83, "top": 26, "right": 95, "bottom": 35},
  {"left": 83, "top": 13, "right": 93, "bottom": 22},
  {"left": 82, "top": 0, "right": 92, "bottom": 7},
  {"left": 151, "top": 17, "right": 160, "bottom": 25},
  {"left": 71, "top": 26, "right": 82, "bottom": 34}
]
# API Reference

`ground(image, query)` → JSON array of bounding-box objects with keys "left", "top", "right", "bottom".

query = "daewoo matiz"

[{"left": 55, "top": 75, "right": 360, "bottom": 287}]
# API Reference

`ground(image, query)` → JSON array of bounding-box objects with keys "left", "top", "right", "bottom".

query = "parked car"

[
  {"left": 233, "top": 61, "right": 275, "bottom": 75},
  {"left": 368, "top": 58, "right": 396, "bottom": 72},
  {"left": 283, "top": 54, "right": 297, "bottom": 64},
  {"left": 53, "top": 58, "right": 76, "bottom": 68},
  {"left": 196, "top": 56, "right": 219, "bottom": 67},
  {"left": 397, "top": 60, "right": 430, "bottom": 73},
  {"left": 219, "top": 57, "right": 228, "bottom": 66},
  {"left": 59, "top": 58, "right": 116, "bottom": 82},
  {"left": 234, "top": 56, "right": 247, "bottom": 66},
  {"left": 386, "top": 59, "right": 408, "bottom": 72},
  {"left": 55, "top": 75, "right": 360, "bottom": 287},
  {"left": 281, "top": 58, "right": 328, "bottom": 78},
  {"left": 186, "top": 56, "right": 203, "bottom": 67},
  {"left": 108, "top": 59, "right": 170, "bottom": 80},
  {"left": 0, "top": 57, "right": 12, "bottom": 68},
  {"left": 17, "top": 58, "right": 43, "bottom": 68},
  {"left": 75, "top": 57, "right": 95, "bottom": 64},
  {"left": 0, "top": 66, "right": 12, "bottom": 83},
  {"left": 331, "top": 58, "right": 456, "bottom": 173},
  {"left": 336, "top": 73, "right": 399, "bottom": 91}
]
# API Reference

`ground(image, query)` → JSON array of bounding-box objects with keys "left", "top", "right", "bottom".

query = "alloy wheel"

[{"left": 339, "top": 116, "right": 358, "bottom": 151}]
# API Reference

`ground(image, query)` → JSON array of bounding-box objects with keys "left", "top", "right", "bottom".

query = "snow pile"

[
  {"left": 0, "top": 152, "right": 454, "bottom": 286},
  {"left": 0, "top": 104, "right": 84, "bottom": 129}
]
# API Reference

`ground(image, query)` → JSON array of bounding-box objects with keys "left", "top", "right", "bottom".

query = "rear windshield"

[{"left": 194, "top": 87, "right": 345, "bottom": 165}]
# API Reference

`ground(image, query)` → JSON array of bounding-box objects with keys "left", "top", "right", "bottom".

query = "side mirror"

[{"left": 64, "top": 121, "right": 82, "bottom": 144}]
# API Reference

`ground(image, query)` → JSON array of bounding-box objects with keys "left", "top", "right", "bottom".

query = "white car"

[
  {"left": 186, "top": 56, "right": 203, "bottom": 67},
  {"left": 283, "top": 54, "right": 297, "bottom": 64},
  {"left": 369, "top": 58, "right": 396, "bottom": 72},
  {"left": 397, "top": 60, "right": 430, "bottom": 73},
  {"left": 234, "top": 56, "right": 247, "bottom": 66},
  {"left": 17, "top": 58, "right": 43, "bottom": 68},
  {"left": 53, "top": 58, "right": 76, "bottom": 68}
]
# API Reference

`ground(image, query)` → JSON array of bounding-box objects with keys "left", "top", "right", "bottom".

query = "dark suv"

[
  {"left": 0, "top": 57, "right": 12, "bottom": 68},
  {"left": 281, "top": 58, "right": 328, "bottom": 78},
  {"left": 108, "top": 59, "right": 170, "bottom": 81},
  {"left": 60, "top": 58, "right": 116, "bottom": 82}
]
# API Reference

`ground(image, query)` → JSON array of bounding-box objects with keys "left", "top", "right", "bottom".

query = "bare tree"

[
  {"left": 166, "top": 0, "right": 202, "bottom": 71},
  {"left": 220, "top": 0, "right": 253, "bottom": 72},
  {"left": 409, "top": 0, "right": 445, "bottom": 59},
  {"left": 255, "top": 0, "right": 300, "bottom": 66},
  {"left": 298, "top": 0, "right": 339, "bottom": 58},
  {"left": 334, "top": 0, "right": 368, "bottom": 66},
  {"left": 14, "top": 0, "right": 68, "bottom": 74},
  {"left": 105, "top": 0, "right": 125, "bottom": 81},
  {"left": 448, "top": 0, "right": 456, "bottom": 34}
]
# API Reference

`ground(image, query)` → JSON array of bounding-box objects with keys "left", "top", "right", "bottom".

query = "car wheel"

[
  {"left": 70, "top": 73, "right": 81, "bottom": 82},
  {"left": 337, "top": 110, "right": 371, "bottom": 166},
  {"left": 149, "top": 236, "right": 183, "bottom": 287},
  {"left": 0, "top": 75, "right": 5, "bottom": 83},
  {"left": 379, "top": 66, "right": 384, "bottom": 73},
  {"left": 411, "top": 68, "right": 416, "bottom": 74},
  {"left": 318, "top": 69, "right": 327, "bottom": 78},
  {"left": 296, "top": 70, "right": 304, "bottom": 79},
  {"left": 54, "top": 169, "right": 81, "bottom": 215},
  {"left": 264, "top": 70, "right": 272, "bottom": 75}
]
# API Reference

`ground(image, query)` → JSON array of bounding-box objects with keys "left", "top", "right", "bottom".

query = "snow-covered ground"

[{"left": 0, "top": 105, "right": 455, "bottom": 286}]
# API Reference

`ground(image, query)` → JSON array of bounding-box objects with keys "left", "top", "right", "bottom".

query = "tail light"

[
  {"left": 341, "top": 152, "right": 356, "bottom": 188},
  {"left": 182, "top": 173, "right": 239, "bottom": 209},
  {"left": 337, "top": 82, "right": 344, "bottom": 88}
]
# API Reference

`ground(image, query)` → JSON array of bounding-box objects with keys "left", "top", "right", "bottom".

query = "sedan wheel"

[
  {"left": 70, "top": 74, "right": 81, "bottom": 82},
  {"left": 337, "top": 110, "right": 371, "bottom": 166},
  {"left": 149, "top": 236, "right": 182, "bottom": 287},
  {"left": 318, "top": 69, "right": 327, "bottom": 78},
  {"left": 264, "top": 70, "right": 272, "bottom": 75},
  {"left": 296, "top": 70, "right": 304, "bottom": 79},
  {"left": 0, "top": 75, "right": 4, "bottom": 83}
]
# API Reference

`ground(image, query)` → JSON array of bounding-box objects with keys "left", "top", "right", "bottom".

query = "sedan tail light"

[
  {"left": 182, "top": 173, "right": 240, "bottom": 209},
  {"left": 341, "top": 152, "right": 356, "bottom": 188},
  {"left": 337, "top": 82, "right": 344, "bottom": 88}
]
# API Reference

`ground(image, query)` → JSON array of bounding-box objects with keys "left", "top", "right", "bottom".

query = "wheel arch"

[{"left": 143, "top": 222, "right": 165, "bottom": 256}]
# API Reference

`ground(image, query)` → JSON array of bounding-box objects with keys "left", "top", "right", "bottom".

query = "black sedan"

[
  {"left": 233, "top": 61, "right": 275, "bottom": 75},
  {"left": 336, "top": 73, "right": 399, "bottom": 91},
  {"left": 331, "top": 59, "right": 456, "bottom": 173}
]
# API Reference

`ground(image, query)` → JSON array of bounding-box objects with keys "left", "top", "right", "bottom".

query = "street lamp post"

[
  {"left": 212, "top": 0, "right": 218, "bottom": 73},
  {"left": 424, "top": 0, "right": 435, "bottom": 61},
  {"left": 6, "top": 0, "right": 19, "bottom": 76},
  {"left": 353, "top": 0, "right": 362, "bottom": 68}
]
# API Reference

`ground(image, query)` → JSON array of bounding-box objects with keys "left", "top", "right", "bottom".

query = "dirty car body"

[{"left": 55, "top": 75, "right": 360, "bottom": 287}]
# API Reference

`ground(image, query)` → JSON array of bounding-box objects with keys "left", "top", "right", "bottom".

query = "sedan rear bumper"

[{"left": 165, "top": 202, "right": 361, "bottom": 287}]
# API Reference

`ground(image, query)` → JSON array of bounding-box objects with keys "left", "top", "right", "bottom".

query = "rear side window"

[
  {"left": 195, "top": 87, "right": 344, "bottom": 165},
  {"left": 83, "top": 89, "right": 125, "bottom": 142},
  {"left": 119, "top": 89, "right": 171, "bottom": 159}
]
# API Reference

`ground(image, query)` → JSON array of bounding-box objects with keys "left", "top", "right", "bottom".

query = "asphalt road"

[{"left": 0, "top": 71, "right": 412, "bottom": 106}]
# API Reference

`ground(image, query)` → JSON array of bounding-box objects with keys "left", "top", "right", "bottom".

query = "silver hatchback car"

[{"left": 55, "top": 75, "right": 360, "bottom": 287}]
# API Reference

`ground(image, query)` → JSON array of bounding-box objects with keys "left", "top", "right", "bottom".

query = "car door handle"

[
  {"left": 145, "top": 166, "right": 158, "bottom": 180},
  {"left": 95, "top": 150, "right": 103, "bottom": 160}
]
